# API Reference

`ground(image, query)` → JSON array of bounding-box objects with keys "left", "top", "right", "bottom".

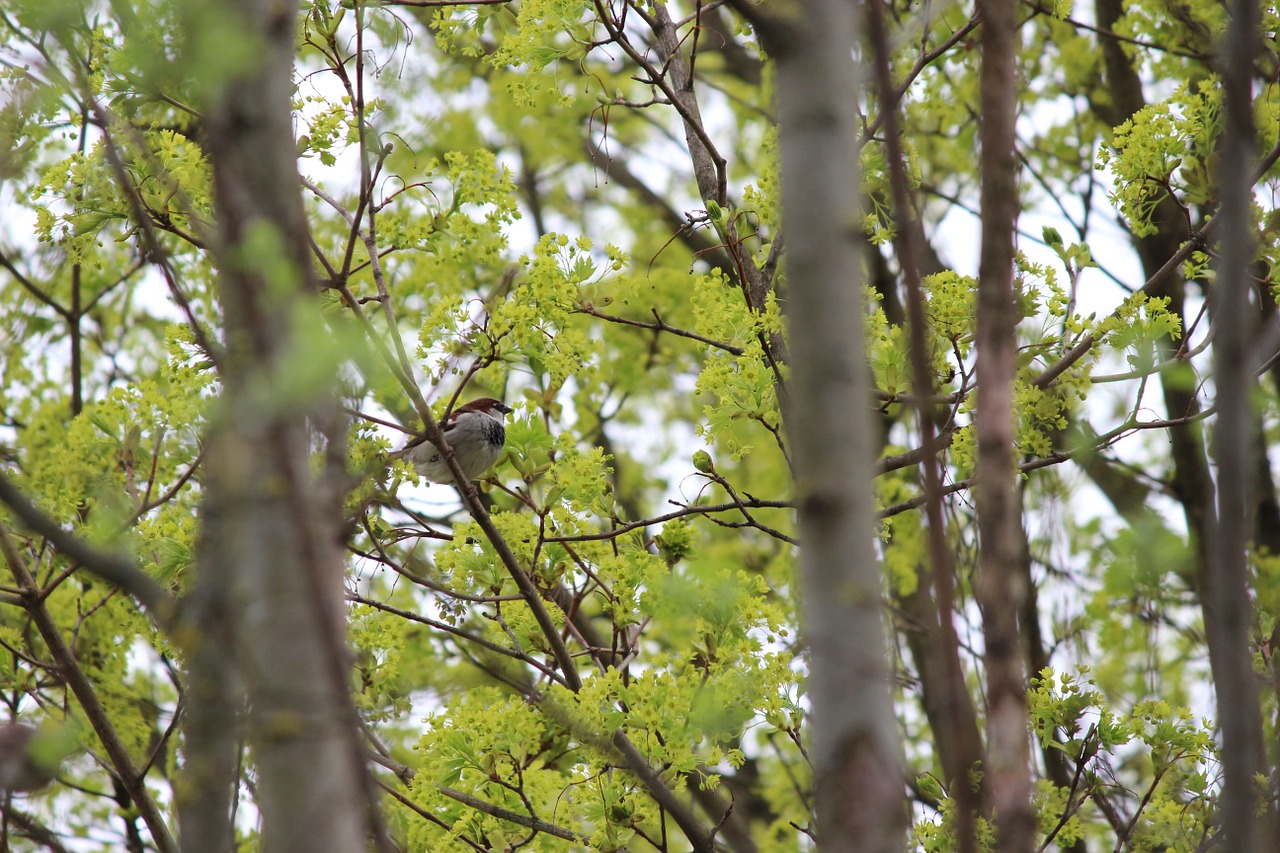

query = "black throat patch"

[{"left": 483, "top": 418, "right": 506, "bottom": 447}]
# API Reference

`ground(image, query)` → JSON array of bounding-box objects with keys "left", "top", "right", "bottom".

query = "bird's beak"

[{"left": 497, "top": 403, "right": 513, "bottom": 415}]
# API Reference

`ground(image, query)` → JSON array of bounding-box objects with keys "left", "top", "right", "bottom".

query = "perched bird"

[{"left": 401, "top": 398, "right": 512, "bottom": 483}]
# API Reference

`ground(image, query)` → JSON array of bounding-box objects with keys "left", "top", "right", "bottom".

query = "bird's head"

[{"left": 450, "top": 397, "right": 513, "bottom": 420}]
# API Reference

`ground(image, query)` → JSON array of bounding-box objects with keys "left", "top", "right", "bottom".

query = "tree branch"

[
  {"left": 0, "top": 524, "right": 178, "bottom": 853},
  {"left": 0, "top": 474, "right": 175, "bottom": 624}
]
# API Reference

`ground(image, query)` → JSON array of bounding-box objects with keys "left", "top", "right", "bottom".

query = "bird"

[{"left": 400, "top": 398, "right": 512, "bottom": 483}]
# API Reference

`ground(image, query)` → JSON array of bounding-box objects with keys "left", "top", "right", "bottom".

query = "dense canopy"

[{"left": 0, "top": 0, "right": 1278, "bottom": 851}]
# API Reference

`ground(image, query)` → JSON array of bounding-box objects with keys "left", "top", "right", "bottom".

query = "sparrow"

[{"left": 399, "top": 398, "right": 512, "bottom": 483}]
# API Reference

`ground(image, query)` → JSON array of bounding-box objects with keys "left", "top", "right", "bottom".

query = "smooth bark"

[
  {"left": 763, "top": 0, "right": 906, "bottom": 849},
  {"left": 1208, "top": 0, "right": 1269, "bottom": 848}
]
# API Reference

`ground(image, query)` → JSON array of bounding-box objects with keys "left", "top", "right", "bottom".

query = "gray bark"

[
  {"left": 1208, "top": 0, "right": 1269, "bottom": 848},
  {"left": 766, "top": 1, "right": 905, "bottom": 849},
  {"left": 177, "top": 0, "right": 369, "bottom": 849}
]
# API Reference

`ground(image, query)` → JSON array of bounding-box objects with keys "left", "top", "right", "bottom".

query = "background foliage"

[{"left": 0, "top": 0, "right": 1277, "bottom": 850}]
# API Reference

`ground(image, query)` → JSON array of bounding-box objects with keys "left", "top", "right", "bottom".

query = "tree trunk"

[
  {"left": 178, "top": 0, "right": 370, "bottom": 849},
  {"left": 973, "top": 2, "right": 1035, "bottom": 852},
  {"left": 766, "top": 0, "right": 905, "bottom": 849},
  {"left": 1208, "top": 0, "right": 1269, "bottom": 847}
]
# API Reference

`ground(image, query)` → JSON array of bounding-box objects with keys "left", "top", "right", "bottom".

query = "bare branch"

[
  {"left": 438, "top": 787, "right": 587, "bottom": 843},
  {"left": 576, "top": 304, "right": 746, "bottom": 355},
  {"left": 865, "top": 1, "right": 982, "bottom": 845}
]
